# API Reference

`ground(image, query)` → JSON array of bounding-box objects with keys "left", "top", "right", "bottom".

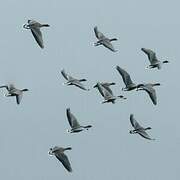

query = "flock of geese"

[{"left": 0, "top": 19, "right": 169, "bottom": 173}]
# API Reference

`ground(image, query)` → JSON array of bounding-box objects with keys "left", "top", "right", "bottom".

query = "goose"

[
  {"left": 0, "top": 84, "right": 29, "bottom": 105},
  {"left": 129, "top": 114, "right": 155, "bottom": 140},
  {"left": 94, "top": 26, "right": 117, "bottom": 52},
  {"left": 23, "top": 19, "right": 50, "bottom": 48},
  {"left": 61, "top": 69, "right": 89, "bottom": 91},
  {"left": 116, "top": 66, "right": 137, "bottom": 91},
  {"left": 141, "top": 48, "right": 169, "bottom": 69},
  {"left": 136, "top": 83, "right": 160, "bottom": 105},
  {"left": 93, "top": 82, "right": 116, "bottom": 97},
  {"left": 66, "top": 108, "right": 92, "bottom": 133},
  {"left": 49, "top": 146, "right": 72, "bottom": 172},
  {"left": 95, "top": 82, "right": 126, "bottom": 104}
]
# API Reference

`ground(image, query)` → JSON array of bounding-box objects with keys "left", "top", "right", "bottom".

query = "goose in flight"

[
  {"left": 136, "top": 83, "right": 160, "bottom": 105},
  {"left": 95, "top": 82, "right": 126, "bottom": 104},
  {"left": 23, "top": 19, "right": 50, "bottom": 48},
  {"left": 61, "top": 69, "right": 89, "bottom": 91},
  {"left": 0, "top": 84, "right": 29, "bottom": 105},
  {"left": 94, "top": 26, "right": 117, "bottom": 52},
  {"left": 93, "top": 82, "right": 116, "bottom": 97},
  {"left": 141, "top": 48, "right": 169, "bottom": 69},
  {"left": 66, "top": 108, "right": 92, "bottom": 133},
  {"left": 116, "top": 66, "right": 137, "bottom": 91},
  {"left": 129, "top": 114, "right": 155, "bottom": 140},
  {"left": 49, "top": 146, "right": 72, "bottom": 172}
]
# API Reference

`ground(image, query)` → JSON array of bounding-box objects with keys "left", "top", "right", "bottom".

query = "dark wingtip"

[
  {"left": 93, "top": 84, "right": 97, "bottom": 88},
  {"left": 116, "top": 65, "right": 120, "bottom": 70},
  {"left": 130, "top": 114, "right": 134, "bottom": 118},
  {"left": 66, "top": 107, "right": 71, "bottom": 112}
]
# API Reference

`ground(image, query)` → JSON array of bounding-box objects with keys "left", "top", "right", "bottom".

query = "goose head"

[
  {"left": 110, "top": 38, "right": 118, "bottom": 42},
  {"left": 79, "top": 79, "right": 87, "bottom": 82},
  {"left": 84, "top": 125, "right": 92, "bottom": 130},
  {"left": 145, "top": 127, "right": 152, "bottom": 130},
  {"left": 162, "top": 60, "right": 169, "bottom": 64},
  {"left": 22, "top": 88, "right": 29, "bottom": 92}
]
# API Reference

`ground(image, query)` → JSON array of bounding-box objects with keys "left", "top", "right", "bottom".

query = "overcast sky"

[{"left": 0, "top": 0, "right": 179, "bottom": 180}]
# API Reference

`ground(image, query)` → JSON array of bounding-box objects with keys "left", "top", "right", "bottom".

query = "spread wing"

[
  {"left": 141, "top": 48, "right": 158, "bottom": 64},
  {"left": 30, "top": 27, "right": 44, "bottom": 48},
  {"left": 95, "top": 83, "right": 106, "bottom": 97},
  {"left": 116, "top": 66, "right": 134, "bottom": 86},
  {"left": 72, "top": 81, "right": 88, "bottom": 91},
  {"left": 66, "top": 108, "right": 80, "bottom": 128},
  {"left": 130, "top": 114, "right": 142, "bottom": 129},
  {"left": 94, "top": 26, "right": 106, "bottom": 40},
  {"left": 102, "top": 40, "right": 116, "bottom": 52},
  {"left": 142, "top": 85, "right": 157, "bottom": 105},
  {"left": 138, "top": 129, "right": 154, "bottom": 140},
  {"left": 102, "top": 84, "right": 114, "bottom": 95},
  {"left": 16, "top": 94, "right": 23, "bottom": 105},
  {"left": 61, "top": 69, "right": 73, "bottom": 81},
  {"left": 55, "top": 152, "right": 72, "bottom": 172}
]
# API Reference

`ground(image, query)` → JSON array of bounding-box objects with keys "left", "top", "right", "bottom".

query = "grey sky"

[{"left": 0, "top": 0, "right": 179, "bottom": 179}]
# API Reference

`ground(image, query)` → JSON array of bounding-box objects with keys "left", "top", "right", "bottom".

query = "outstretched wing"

[
  {"left": 141, "top": 48, "right": 158, "bottom": 64},
  {"left": 95, "top": 83, "right": 106, "bottom": 97},
  {"left": 55, "top": 152, "right": 72, "bottom": 172},
  {"left": 16, "top": 94, "right": 23, "bottom": 105},
  {"left": 94, "top": 26, "right": 106, "bottom": 40},
  {"left": 130, "top": 114, "right": 142, "bottom": 129},
  {"left": 61, "top": 69, "right": 73, "bottom": 81},
  {"left": 142, "top": 85, "right": 157, "bottom": 105},
  {"left": 116, "top": 66, "right": 134, "bottom": 86},
  {"left": 102, "top": 40, "right": 116, "bottom": 52},
  {"left": 72, "top": 81, "right": 88, "bottom": 91},
  {"left": 66, "top": 108, "right": 80, "bottom": 128},
  {"left": 138, "top": 129, "right": 154, "bottom": 140},
  {"left": 102, "top": 84, "right": 114, "bottom": 95},
  {"left": 30, "top": 27, "right": 44, "bottom": 48}
]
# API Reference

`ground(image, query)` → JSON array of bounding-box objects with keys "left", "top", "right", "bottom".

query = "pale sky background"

[{"left": 0, "top": 0, "right": 179, "bottom": 179}]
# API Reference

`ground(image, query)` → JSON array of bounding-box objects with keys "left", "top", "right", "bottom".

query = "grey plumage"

[
  {"left": 94, "top": 82, "right": 126, "bottom": 104},
  {"left": 94, "top": 26, "right": 117, "bottom": 52},
  {"left": 93, "top": 82, "right": 116, "bottom": 97},
  {"left": 136, "top": 83, "right": 160, "bottom": 105},
  {"left": 116, "top": 66, "right": 137, "bottom": 91},
  {"left": 66, "top": 108, "right": 92, "bottom": 133},
  {"left": 129, "top": 114, "right": 155, "bottom": 140},
  {"left": 141, "top": 48, "right": 169, "bottom": 69},
  {"left": 23, "top": 19, "right": 50, "bottom": 48},
  {"left": 0, "top": 84, "right": 29, "bottom": 105},
  {"left": 49, "top": 146, "right": 72, "bottom": 172},
  {"left": 61, "top": 69, "right": 89, "bottom": 91}
]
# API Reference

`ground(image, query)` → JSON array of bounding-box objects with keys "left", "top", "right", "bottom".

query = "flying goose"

[
  {"left": 129, "top": 114, "right": 155, "bottom": 140},
  {"left": 136, "top": 83, "right": 160, "bottom": 105},
  {"left": 116, "top": 66, "right": 137, "bottom": 91},
  {"left": 49, "top": 146, "right": 72, "bottom": 172},
  {"left": 0, "top": 84, "right": 29, "bottom": 105},
  {"left": 23, "top": 19, "right": 50, "bottom": 48},
  {"left": 66, "top": 108, "right": 92, "bottom": 133},
  {"left": 93, "top": 82, "right": 116, "bottom": 97},
  {"left": 94, "top": 26, "right": 117, "bottom": 52},
  {"left": 95, "top": 82, "right": 126, "bottom": 104},
  {"left": 141, "top": 48, "right": 169, "bottom": 69},
  {"left": 61, "top": 69, "right": 89, "bottom": 91}
]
